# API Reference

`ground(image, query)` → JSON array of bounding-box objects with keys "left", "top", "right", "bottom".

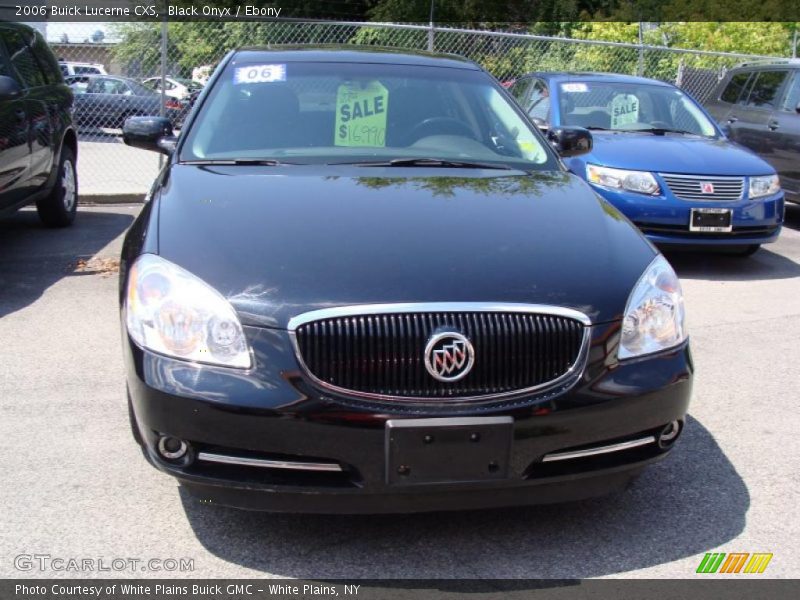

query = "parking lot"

[
  {"left": 0, "top": 203, "right": 798, "bottom": 579},
  {"left": 77, "top": 131, "right": 161, "bottom": 198}
]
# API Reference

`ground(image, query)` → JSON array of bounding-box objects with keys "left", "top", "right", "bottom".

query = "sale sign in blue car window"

[
  {"left": 335, "top": 81, "right": 389, "bottom": 147},
  {"left": 610, "top": 93, "right": 639, "bottom": 128}
]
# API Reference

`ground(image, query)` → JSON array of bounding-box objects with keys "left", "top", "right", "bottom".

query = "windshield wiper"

[
  {"left": 628, "top": 128, "right": 699, "bottom": 136},
  {"left": 180, "top": 159, "right": 289, "bottom": 166},
  {"left": 332, "top": 158, "right": 515, "bottom": 170}
]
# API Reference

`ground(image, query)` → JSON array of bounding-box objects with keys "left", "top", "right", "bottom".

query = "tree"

[
  {"left": 657, "top": 22, "right": 793, "bottom": 56},
  {"left": 368, "top": 1, "right": 602, "bottom": 26},
  {"left": 111, "top": 23, "right": 169, "bottom": 77},
  {"left": 570, "top": 22, "right": 641, "bottom": 74}
]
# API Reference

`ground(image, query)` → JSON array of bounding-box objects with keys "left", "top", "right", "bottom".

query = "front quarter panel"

[{"left": 119, "top": 188, "right": 161, "bottom": 304}]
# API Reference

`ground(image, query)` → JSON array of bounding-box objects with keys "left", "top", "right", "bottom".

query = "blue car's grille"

[{"left": 660, "top": 173, "right": 744, "bottom": 201}]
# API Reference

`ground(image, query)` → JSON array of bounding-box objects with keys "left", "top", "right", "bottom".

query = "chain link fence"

[{"left": 48, "top": 21, "right": 788, "bottom": 196}]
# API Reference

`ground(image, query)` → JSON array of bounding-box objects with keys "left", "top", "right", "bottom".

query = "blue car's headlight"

[
  {"left": 749, "top": 174, "right": 780, "bottom": 199},
  {"left": 587, "top": 164, "right": 660, "bottom": 195},
  {"left": 619, "top": 255, "right": 687, "bottom": 360}
]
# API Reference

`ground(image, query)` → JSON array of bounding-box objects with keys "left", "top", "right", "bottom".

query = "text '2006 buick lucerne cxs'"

[{"left": 120, "top": 47, "right": 692, "bottom": 513}]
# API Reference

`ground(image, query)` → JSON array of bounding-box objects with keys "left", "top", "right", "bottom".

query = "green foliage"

[
  {"left": 110, "top": 15, "right": 797, "bottom": 87},
  {"left": 110, "top": 23, "right": 166, "bottom": 77},
  {"left": 657, "top": 22, "right": 795, "bottom": 56},
  {"left": 368, "top": 0, "right": 582, "bottom": 25},
  {"left": 112, "top": 22, "right": 372, "bottom": 77},
  {"left": 350, "top": 26, "right": 429, "bottom": 49},
  {"left": 570, "top": 23, "right": 641, "bottom": 74}
]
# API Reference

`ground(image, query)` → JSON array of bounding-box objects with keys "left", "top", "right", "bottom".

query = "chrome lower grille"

[
  {"left": 660, "top": 173, "right": 744, "bottom": 201},
  {"left": 290, "top": 305, "right": 589, "bottom": 401}
]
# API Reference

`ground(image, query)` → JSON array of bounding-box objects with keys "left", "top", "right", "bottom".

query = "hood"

[
  {"left": 586, "top": 132, "right": 775, "bottom": 175},
  {"left": 156, "top": 165, "right": 656, "bottom": 328}
]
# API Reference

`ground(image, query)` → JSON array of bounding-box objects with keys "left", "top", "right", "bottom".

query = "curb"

[{"left": 79, "top": 193, "right": 146, "bottom": 205}]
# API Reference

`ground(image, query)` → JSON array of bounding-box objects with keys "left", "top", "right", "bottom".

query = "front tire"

[{"left": 36, "top": 146, "right": 78, "bottom": 228}]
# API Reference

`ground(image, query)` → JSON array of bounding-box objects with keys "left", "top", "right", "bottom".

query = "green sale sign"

[{"left": 335, "top": 81, "right": 390, "bottom": 147}]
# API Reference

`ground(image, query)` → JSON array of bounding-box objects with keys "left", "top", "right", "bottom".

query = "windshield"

[
  {"left": 180, "top": 61, "right": 555, "bottom": 169},
  {"left": 557, "top": 81, "right": 718, "bottom": 137}
]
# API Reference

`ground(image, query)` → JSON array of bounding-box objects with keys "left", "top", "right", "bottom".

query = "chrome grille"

[
  {"left": 660, "top": 173, "right": 744, "bottom": 201},
  {"left": 291, "top": 305, "right": 588, "bottom": 401}
]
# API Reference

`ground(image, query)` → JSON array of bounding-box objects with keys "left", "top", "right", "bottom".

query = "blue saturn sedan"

[{"left": 510, "top": 73, "right": 784, "bottom": 255}]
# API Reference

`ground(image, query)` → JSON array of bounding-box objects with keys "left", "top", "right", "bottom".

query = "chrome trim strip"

[
  {"left": 196, "top": 452, "right": 343, "bottom": 472},
  {"left": 541, "top": 436, "right": 656, "bottom": 462},
  {"left": 287, "top": 302, "right": 593, "bottom": 331},
  {"left": 287, "top": 302, "right": 592, "bottom": 404},
  {"left": 659, "top": 173, "right": 745, "bottom": 180}
]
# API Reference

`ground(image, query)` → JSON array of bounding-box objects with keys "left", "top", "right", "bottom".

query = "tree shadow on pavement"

[
  {"left": 180, "top": 415, "right": 747, "bottom": 578},
  {"left": 0, "top": 208, "right": 134, "bottom": 319}
]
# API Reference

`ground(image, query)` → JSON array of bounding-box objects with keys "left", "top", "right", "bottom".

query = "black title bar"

[
  {"left": 2, "top": 0, "right": 800, "bottom": 23},
  {"left": 4, "top": 579, "right": 800, "bottom": 600}
]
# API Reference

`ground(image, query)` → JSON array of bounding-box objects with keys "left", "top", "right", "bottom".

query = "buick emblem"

[
  {"left": 700, "top": 182, "right": 715, "bottom": 194},
  {"left": 424, "top": 332, "right": 475, "bottom": 382}
]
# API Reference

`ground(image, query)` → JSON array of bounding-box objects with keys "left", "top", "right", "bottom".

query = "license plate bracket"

[
  {"left": 385, "top": 417, "right": 513, "bottom": 486},
  {"left": 690, "top": 208, "right": 732, "bottom": 232}
]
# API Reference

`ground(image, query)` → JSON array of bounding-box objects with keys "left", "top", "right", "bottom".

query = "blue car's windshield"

[
  {"left": 180, "top": 61, "right": 557, "bottom": 170},
  {"left": 557, "top": 81, "right": 718, "bottom": 137}
]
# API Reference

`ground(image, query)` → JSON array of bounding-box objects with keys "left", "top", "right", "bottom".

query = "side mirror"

[
  {"left": 122, "top": 116, "right": 176, "bottom": 155},
  {"left": 547, "top": 126, "right": 592, "bottom": 157},
  {"left": 0, "top": 75, "right": 22, "bottom": 100},
  {"left": 795, "top": 101, "right": 800, "bottom": 114},
  {"left": 531, "top": 116, "right": 548, "bottom": 131}
]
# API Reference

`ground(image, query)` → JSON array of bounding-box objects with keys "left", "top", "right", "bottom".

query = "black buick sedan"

[{"left": 120, "top": 48, "right": 692, "bottom": 513}]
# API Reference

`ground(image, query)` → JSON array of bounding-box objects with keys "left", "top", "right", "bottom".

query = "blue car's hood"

[{"left": 585, "top": 132, "right": 775, "bottom": 176}]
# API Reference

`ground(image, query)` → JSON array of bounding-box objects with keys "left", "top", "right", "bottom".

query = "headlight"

[
  {"left": 749, "top": 174, "right": 780, "bottom": 199},
  {"left": 125, "top": 254, "right": 251, "bottom": 368},
  {"left": 587, "top": 164, "right": 660, "bottom": 195},
  {"left": 619, "top": 255, "right": 686, "bottom": 360}
]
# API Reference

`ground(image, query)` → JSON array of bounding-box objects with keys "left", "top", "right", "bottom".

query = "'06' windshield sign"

[{"left": 234, "top": 64, "right": 287, "bottom": 85}]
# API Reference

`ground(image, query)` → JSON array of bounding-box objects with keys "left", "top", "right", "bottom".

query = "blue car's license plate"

[{"left": 690, "top": 208, "right": 732, "bottom": 233}]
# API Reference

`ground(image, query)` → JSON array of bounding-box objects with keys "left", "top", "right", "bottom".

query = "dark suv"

[
  {"left": 0, "top": 22, "right": 78, "bottom": 226},
  {"left": 705, "top": 59, "right": 800, "bottom": 205}
]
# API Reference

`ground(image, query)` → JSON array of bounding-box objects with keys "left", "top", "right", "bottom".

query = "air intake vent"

[{"left": 660, "top": 173, "right": 744, "bottom": 201}]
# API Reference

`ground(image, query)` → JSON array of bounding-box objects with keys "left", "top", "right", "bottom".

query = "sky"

[{"left": 33, "top": 22, "right": 121, "bottom": 44}]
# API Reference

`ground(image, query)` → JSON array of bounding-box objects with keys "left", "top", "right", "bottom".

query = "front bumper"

[
  {"left": 125, "top": 322, "right": 693, "bottom": 513},
  {"left": 592, "top": 186, "right": 784, "bottom": 246}
]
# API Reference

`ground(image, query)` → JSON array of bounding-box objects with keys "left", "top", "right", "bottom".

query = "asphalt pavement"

[{"left": 1, "top": 204, "right": 798, "bottom": 579}]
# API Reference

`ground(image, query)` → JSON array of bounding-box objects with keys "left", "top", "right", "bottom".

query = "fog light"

[
  {"left": 657, "top": 421, "right": 681, "bottom": 449},
  {"left": 157, "top": 436, "right": 189, "bottom": 460}
]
